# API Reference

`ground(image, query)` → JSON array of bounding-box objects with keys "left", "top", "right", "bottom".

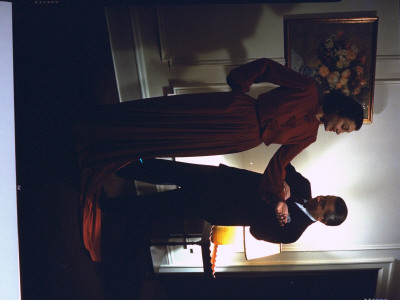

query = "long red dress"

[{"left": 75, "top": 58, "right": 320, "bottom": 261}]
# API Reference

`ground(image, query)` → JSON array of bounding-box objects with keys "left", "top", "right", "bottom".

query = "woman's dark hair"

[
  {"left": 322, "top": 91, "right": 364, "bottom": 130},
  {"left": 324, "top": 196, "right": 348, "bottom": 226}
]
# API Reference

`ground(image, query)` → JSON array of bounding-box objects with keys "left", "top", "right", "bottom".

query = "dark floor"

[
  {"left": 13, "top": 3, "right": 379, "bottom": 300},
  {"left": 13, "top": 2, "right": 150, "bottom": 299}
]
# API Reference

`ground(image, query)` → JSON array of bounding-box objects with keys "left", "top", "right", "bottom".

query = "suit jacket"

[
  {"left": 129, "top": 159, "right": 316, "bottom": 245},
  {"left": 198, "top": 163, "right": 315, "bottom": 244}
]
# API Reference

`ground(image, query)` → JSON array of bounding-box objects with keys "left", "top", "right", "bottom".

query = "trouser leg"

[
  {"left": 115, "top": 159, "right": 219, "bottom": 188},
  {"left": 108, "top": 189, "right": 204, "bottom": 221}
]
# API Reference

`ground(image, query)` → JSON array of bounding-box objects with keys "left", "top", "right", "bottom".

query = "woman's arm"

[
  {"left": 258, "top": 140, "right": 314, "bottom": 205},
  {"left": 226, "top": 58, "right": 315, "bottom": 93}
]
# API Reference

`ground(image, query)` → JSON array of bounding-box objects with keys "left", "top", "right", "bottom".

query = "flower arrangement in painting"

[{"left": 314, "top": 31, "right": 368, "bottom": 105}]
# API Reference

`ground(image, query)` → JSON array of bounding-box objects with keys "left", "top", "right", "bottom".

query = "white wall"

[
  {"left": 107, "top": 0, "right": 400, "bottom": 297},
  {"left": 0, "top": 2, "right": 21, "bottom": 300}
]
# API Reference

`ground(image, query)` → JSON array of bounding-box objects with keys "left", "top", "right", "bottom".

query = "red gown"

[{"left": 75, "top": 58, "right": 320, "bottom": 261}]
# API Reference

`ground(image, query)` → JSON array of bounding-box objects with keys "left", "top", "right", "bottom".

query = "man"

[{"left": 110, "top": 159, "right": 348, "bottom": 244}]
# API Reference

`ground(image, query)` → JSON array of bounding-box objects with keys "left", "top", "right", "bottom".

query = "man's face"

[
  {"left": 307, "top": 196, "right": 336, "bottom": 223},
  {"left": 322, "top": 114, "right": 356, "bottom": 135}
]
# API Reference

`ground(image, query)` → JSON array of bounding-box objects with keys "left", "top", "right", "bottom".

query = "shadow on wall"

[{"left": 157, "top": 4, "right": 269, "bottom": 64}]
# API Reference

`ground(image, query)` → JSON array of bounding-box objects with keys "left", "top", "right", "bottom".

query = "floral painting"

[{"left": 284, "top": 16, "right": 378, "bottom": 123}]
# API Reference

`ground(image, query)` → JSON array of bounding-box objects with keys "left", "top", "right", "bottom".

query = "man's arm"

[
  {"left": 284, "top": 163, "right": 312, "bottom": 200},
  {"left": 249, "top": 219, "right": 307, "bottom": 244},
  {"left": 249, "top": 203, "right": 312, "bottom": 244}
]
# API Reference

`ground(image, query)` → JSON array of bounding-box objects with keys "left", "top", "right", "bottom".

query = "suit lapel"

[{"left": 287, "top": 200, "right": 315, "bottom": 225}]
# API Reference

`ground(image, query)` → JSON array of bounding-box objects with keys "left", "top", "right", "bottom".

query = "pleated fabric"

[{"left": 74, "top": 91, "right": 262, "bottom": 262}]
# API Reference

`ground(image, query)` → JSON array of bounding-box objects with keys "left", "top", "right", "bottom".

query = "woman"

[{"left": 74, "top": 58, "right": 363, "bottom": 261}]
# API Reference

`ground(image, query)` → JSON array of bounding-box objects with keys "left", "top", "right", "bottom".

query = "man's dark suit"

[{"left": 116, "top": 159, "right": 316, "bottom": 244}]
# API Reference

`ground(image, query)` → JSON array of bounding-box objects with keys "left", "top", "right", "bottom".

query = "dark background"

[{"left": 12, "top": 1, "right": 376, "bottom": 299}]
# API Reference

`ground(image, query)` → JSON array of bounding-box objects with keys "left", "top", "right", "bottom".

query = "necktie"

[{"left": 291, "top": 196, "right": 306, "bottom": 206}]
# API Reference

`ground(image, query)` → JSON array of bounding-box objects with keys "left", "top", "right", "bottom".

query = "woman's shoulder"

[{"left": 302, "top": 79, "right": 318, "bottom": 96}]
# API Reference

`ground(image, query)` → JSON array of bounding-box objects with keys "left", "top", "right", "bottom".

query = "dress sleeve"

[
  {"left": 259, "top": 140, "right": 314, "bottom": 204},
  {"left": 226, "top": 58, "right": 314, "bottom": 93}
]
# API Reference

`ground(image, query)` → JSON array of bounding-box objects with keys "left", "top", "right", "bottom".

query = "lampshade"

[
  {"left": 210, "top": 226, "right": 237, "bottom": 245},
  {"left": 243, "top": 226, "right": 281, "bottom": 260},
  {"left": 209, "top": 226, "right": 281, "bottom": 276}
]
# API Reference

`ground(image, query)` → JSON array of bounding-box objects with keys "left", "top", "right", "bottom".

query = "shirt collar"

[{"left": 294, "top": 200, "right": 316, "bottom": 222}]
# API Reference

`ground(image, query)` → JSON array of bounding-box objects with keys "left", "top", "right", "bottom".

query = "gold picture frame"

[{"left": 284, "top": 16, "right": 379, "bottom": 123}]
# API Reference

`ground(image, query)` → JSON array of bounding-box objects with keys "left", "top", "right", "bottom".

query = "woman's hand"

[
  {"left": 283, "top": 181, "right": 291, "bottom": 200},
  {"left": 275, "top": 201, "right": 289, "bottom": 226}
]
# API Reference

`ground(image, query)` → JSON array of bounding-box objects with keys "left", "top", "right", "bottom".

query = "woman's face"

[{"left": 322, "top": 114, "right": 356, "bottom": 135}]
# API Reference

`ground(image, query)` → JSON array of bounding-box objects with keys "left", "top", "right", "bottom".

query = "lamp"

[
  {"left": 210, "top": 226, "right": 281, "bottom": 276},
  {"left": 210, "top": 226, "right": 238, "bottom": 277}
]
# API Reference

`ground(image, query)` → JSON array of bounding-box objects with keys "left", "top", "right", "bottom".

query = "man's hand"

[
  {"left": 283, "top": 181, "right": 291, "bottom": 200},
  {"left": 275, "top": 201, "right": 289, "bottom": 226}
]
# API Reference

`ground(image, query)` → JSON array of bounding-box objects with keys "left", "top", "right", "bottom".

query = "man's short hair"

[{"left": 324, "top": 196, "right": 348, "bottom": 226}]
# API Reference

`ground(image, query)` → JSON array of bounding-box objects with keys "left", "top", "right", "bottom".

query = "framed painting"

[{"left": 284, "top": 16, "right": 378, "bottom": 123}]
